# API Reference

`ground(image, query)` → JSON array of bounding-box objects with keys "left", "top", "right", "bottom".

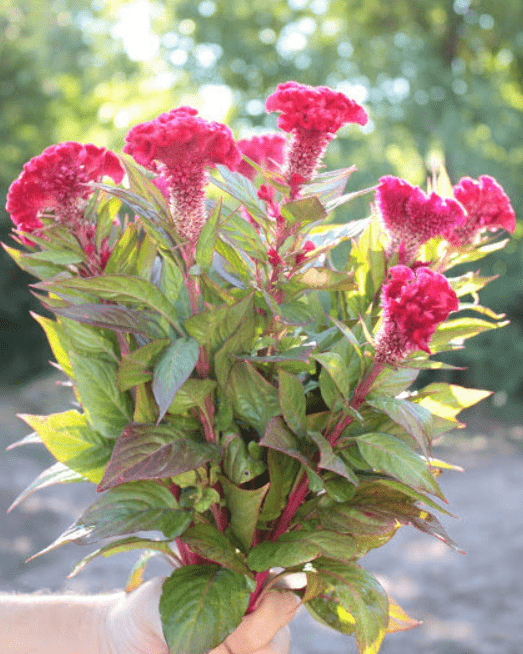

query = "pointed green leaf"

[
  {"left": 195, "top": 200, "right": 221, "bottom": 273},
  {"left": 160, "top": 565, "right": 251, "bottom": 654},
  {"left": 71, "top": 355, "right": 133, "bottom": 439},
  {"left": 18, "top": 410, "right": 112, "bottom": 483},
  {"left": 8, "top": 462, "right": 84, "bottom": 513},
  {"left": 220, "top": 476, "right": 269, "bottom": 551},
  {"left": 104, "top": 223, "right": 139, "bottom": 275},
  {"left": 117, "top": 338, "right": 170, "bottom": 391},
  {"left": 31, "top": 313, "right": 74, "bottom": 377},
  {"left": 279, "top": 369, "right": 307, "bottom": 437},
  {"left": 356, "top": 432, "right": 442, "bottom": 497},
  {"left": 222, "top": 434, "right": 266, "bottom": 485},
  {"left": 305, "top": 589, "right": 356, "bottom": 635},
  {"left": 247, "top": 530, "right": 356, "bottom": 571},
  {"left": 258, "top": 449, "right": 300, "bottom": 522},
  {"left": 314, "top": 352, "right": 350, "bottom": 398},
  {"left": 280, "top": 196, "right": 327, "bottom": 225},
  {"left": 37, "top": 274, "right": 184, "bottom": 334},
  {"left": 180, "top": 524, "right": 252, "bottom": 577},
  {"left": 308, "top": 431, "right": 358, "bottom": 483},
  {"left": 366, "top": 397, "right": 433, "bottom": 456},
  {"left": 152, "top": 338, "right": 200, "bottom": 422}
]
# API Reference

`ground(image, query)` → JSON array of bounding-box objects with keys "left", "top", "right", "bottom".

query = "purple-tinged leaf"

[
  {"left": 117, "top": 338, "right": 170, "bottom": 392},
  {"left": 98, "top": 422, "right": 220, "bottom": 491},
  {"left": 152, "top": 338, "right": 200, "bottom": 422}
]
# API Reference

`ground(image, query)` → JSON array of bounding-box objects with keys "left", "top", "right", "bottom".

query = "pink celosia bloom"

[
  {"left": 5, "top": 142, "right": 124, "bottom": 244},
  {"left": 236, "top": 134, "right": 287, "bottom": 181},
  {"left": 124, "top": 107, "right": 241, "bottom": 242},
  {"left": 265, "top": 81, "right": 368, "bottom": 188},
  {"left": 447, "top": 175, "right": 516, "bottom": 247},
  {"left": 375, "top": 176, "right": 466, "bottom": 261},
  {"left": 374, "top": 265, "right": 459, "bottom": 365}
]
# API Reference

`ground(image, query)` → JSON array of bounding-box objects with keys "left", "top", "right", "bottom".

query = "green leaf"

[
  {"left": 225, "top": 361, "right": 280, "bottom": 434},
  {"left": 60, "top": 318, "right": 119, "bottom": 362},
  {"left": 307, "top": 218, "right": 371, "bottom": 251},
  {"left": 350, "top": 219, "right": 386, "bottom": 304},
  {"left": 301, "top": 166, "right": 356, "bottom": 206},
  {"left": 258, "top": 449, "right": 300, "bottom": 522},
  {"left": 305, "top": 590, "right": 356, "bottom": 635},
  {"left": 220, "top": 476, "right": 269, "bottom": 551},
  {"left": 104, "top": 223, "right": 139, "bottom": 275},
  {"left": 430, "top": 317, "right": 509, "bottom": 351},
  {"left": 168, "top": 378, "right": 217, "bottom": 414},
  {"left": 212, "top": 164, "right": 266, "bottom": 218},
  {"left": 152, "top": 338, "right": 200, "bottom": 422},
  {"left": 195, "top": 200, "right": 220, "bottom": 273},
  {"left": 366, "top": 397, "right": 433, "bottom": 456},
  {"left": 247, "top": 530, "right": 356, "bottom": 571},
  {"left": 8, "top": 462, "right": 84, "bottom": 513},
  {"left": 314, "top": 352, "right": 350, "bottom": 398},
  {"left": 236, "top": 345, "right": 315, "bottom": 364},
  {"left": 68, "top": 536, "right": 175, "bottom": 579},
  {"left": 32, "top": 481, "right": 191, "bottom": 560},
  {"left": 367, "top": 367, "right": 419, "bottom": 398},
  {"left": 37, "top": 274, "right": 184, "bottom": 334},
  {"left": 313, "top": 560, "right": 388, "bottom": 654},
  {"left": 160, "top": 565, "right": 251, "bottom": 654},
  {"left": 31, "top": 313, "right": 74, "bottom": 377},
  {"left": 50, "top": 303, "right": 165, "bottom": 339},
  {"left": 448, "top": 271, "right": 498, "bottom": 298},
  {"left": 2, "top": 243, "right": 64, "bottom": 280},
  {"left": 317, "top": 503, "right": 398, "bottom": 537},
  {"left": 222, "top": 433, "right": 266, "bottom": 485},
  {"left": 280, "top": 196, "right": 327, "bottom": 225},
  {"left": 19, "top": 410, "right": 112, "bottom": 483},
  {"left": 220, "top": 210, "right": 266, "bottom": 259},
  {"left": 180, "top": 524, "right": 252, "bottom": 577},
  {"left": 308, "top": 431, "right": 358, "bottom": 483},
  {"left": 278, "top": 369, "right": 307, "bottom": 437},
  {"left": 215, "top": 236, "right": 251, "bottom": 281},
  {"left": 260, "top": 417, "right": 315, "bottom": 473},
  {"left": 117, "top": 338, "right": 170, "bottom": 391},
  {"left": 71, "top": 355, "right": 133, "bottom": 439},
  {"left": 98, "top": 423, "right": 220, "bottom": 491},
  {"left": 356, "top": 432, "right": 442, "bottom": 497}
]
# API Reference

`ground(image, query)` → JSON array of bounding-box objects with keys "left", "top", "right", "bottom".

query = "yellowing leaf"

[
  {"left": 417, "top": 383, "right": 492, "bottom": 420},
  {"left": 386, "top": 595, "right": 421, "bottom": 633}
]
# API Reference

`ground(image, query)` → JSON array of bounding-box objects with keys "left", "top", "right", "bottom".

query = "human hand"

[{"left": 105, "top": 577, "right": 298, "bottom": 654}]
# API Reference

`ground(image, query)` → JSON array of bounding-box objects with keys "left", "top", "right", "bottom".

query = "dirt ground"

[{"left": 1, "top": 374, "right": 522, "bottom": 654}]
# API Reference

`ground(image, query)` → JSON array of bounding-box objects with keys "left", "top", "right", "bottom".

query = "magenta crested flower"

[
  {"left": 235, "top": 134, "right": 287, "bottom": 181},
  {"left": 374, "top": 265, "right": 459, "bottom": 365},
  {"left": 375, "top": 176, "right": 466, "bottom": 261},
  {"left": 447, "top": 175, "right": 516, "bottom": 247},
  {"left": 5, "top": 142, "right": 124, "bottom": 243},
  {"left": 265, "top": 81, "right": 368, "bottom": 189},
  {"left": 124, "top": 107, "right": 241, "bottom": 243}
]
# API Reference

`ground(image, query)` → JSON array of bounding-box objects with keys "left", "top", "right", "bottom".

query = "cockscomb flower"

[
  {"left": 375, "top": 176, "right": 466, "bottom": 261},
  {"left": 236, "top": 134, "right": 287, "bottom": 181},
  {"left": 124, "top": 107, "right": 241, "bottom": 243},
  {"left": 265, "top": 81, "right": 368, "bottom": 190},
  {"left": 374, "top": 265, "right": 458, "bottom": 365},
  {"left": 446, "top": 175, "right": 516, "bottom": 247},
  {"left": 5, "top": 142, "right": 124, "bottom": 244}
]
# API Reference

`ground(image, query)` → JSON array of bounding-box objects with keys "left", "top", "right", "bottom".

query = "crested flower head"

[
  {"left": 374, "top": 265, "right": 458, "bottom": 365},
  {"left": 447, "top": 175, "right": 516, "bottom": 247},
  {"left": 376, "top": 176, "right": 466, "bottom": 261},
  {"left": 235, "top": 133, "right": 287, "bottom": 181},
  {"left": 124, "top": 107, "right": 241, "bottom": 242},
  {"left": 265, "top": 81, "right": 368, "bottom": 190},
  {"left": 6, "top": 142, "right": 124, "bottom": 242}
]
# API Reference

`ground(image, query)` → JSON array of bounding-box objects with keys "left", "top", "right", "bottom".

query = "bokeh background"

[{"left": 1, "top": 1, "right": 523, "bottom": 652}]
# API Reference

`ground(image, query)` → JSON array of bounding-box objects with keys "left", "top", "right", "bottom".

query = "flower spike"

[
  {"left": 374, "top": 265, "right": 459, "bottom": 365},
  {"left": 448, "top": 175, "right": 516, "bottom": 247},
  {"left": 266, "top": 81, "right": 368, "bottom": 188},
  {"left": 124, "top": 107, "right": 241, "bottom": 243},
  {"left": 6, "top": 142, "right": 124, "bottom": 243}
]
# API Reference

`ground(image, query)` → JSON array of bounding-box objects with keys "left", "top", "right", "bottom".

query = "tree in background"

[{"left": 1, "top": 0, "right": 522, "bottom": 413}]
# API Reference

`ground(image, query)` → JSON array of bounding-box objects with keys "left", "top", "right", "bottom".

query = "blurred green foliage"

[{"left": 1, "top": 0, "right": 522, "bottom": 416}]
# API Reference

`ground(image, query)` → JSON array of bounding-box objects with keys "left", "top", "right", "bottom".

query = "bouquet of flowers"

[{"left": 4, "top": 81, "right": 514, "bottom": 654}]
